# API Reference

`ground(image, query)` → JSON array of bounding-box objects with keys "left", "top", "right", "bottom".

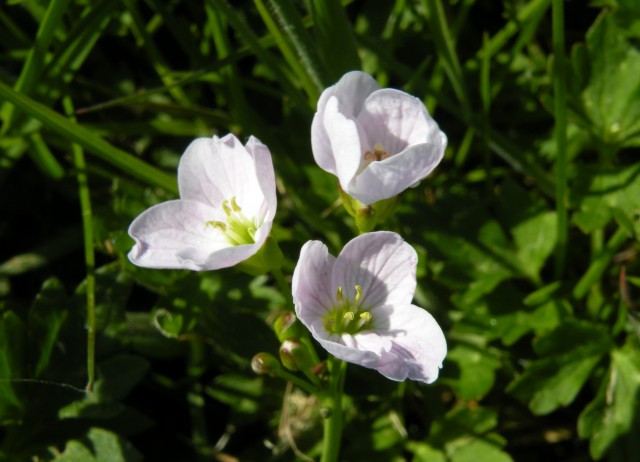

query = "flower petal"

[
  {"left": 178, "top": 134, "right": 264, "bottom": 216},
  {"left": 327, "top": 71, "right": 380, "bottom": 118},
  {"left": 311, "top": 71, "right": 379, "bottom": 176},
  {"left": 357, "top": 89, "right": 442, "bottom": 154},
  {"left": 370, "top": 304, "right": 446, "bottom": 383},
  {"left": 128, "top": 199, "right": 229, "bottom": 270},
  {"left": 323, "top": 96, "right": 366, "bottom": 191},
  {"left": 178, "top": 239, "right": 266, "bottom": 271},
  {"left": 244, "top": 135, "right": 277, "bottom": 223},
  {"left": 292, "top": 241, "right": 337, "bottom": 324},
  {"left": 331, "top": 232, "right": 417, "bottom": 308},
  {"left": 308, "top": 319, "right": 380, "bottom": 368},
  {"left": 348, "top": 139, "right": 445, "bottom": 205}
]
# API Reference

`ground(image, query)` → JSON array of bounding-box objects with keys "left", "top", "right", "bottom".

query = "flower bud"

[
  {"left": 251, "top": 353, "right": 282, "bottom": 376},
  {"left": 273, "top": 312, "right": 305, "bottom": 343},
  {"left": 279, "top": 339, "right": 315, "bottom": 372}
]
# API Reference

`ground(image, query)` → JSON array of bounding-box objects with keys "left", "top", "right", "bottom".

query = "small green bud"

[
  {"left": 273, "top": 312, "right": 304, "bottom": 343},
  {"left": 251, "top": 353, "right": 281, "bottom": 376},
  {"left": 279, "top": 339, "right": 315, "bottom": 372}
]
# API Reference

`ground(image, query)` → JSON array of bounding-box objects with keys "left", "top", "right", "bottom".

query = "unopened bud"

[
  {"left": 273, "top": 312, "right": 304, "bottom": 342},
  {"left": 279, "top": 339, "right": 314, "bottom": 372},
  {"left": 251, "top": 353, "right": 281, "bottom": 376}
]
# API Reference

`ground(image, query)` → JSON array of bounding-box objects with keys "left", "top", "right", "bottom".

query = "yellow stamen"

[
  {"left": 222, "top": 199, "right": 232, "bottom": 216},
  {"left": 230, "top": 196, "right": 242, "bottom": 212},
  {"left": 355, "top": 284, "right": 362, "bottom": 302},
  {"left": 205, "top": 221, "right": 227, "bottom": 231}
]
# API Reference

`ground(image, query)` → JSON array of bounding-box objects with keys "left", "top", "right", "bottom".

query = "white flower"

[
  {"left": 128, "top": 133, "right": 276, "bottom": 271},
  {"left": 292, "top": 231, "right": 446, "bottom": 383},
  {"left": 311, "top": 71, "right": 447, "bottom": 205}
]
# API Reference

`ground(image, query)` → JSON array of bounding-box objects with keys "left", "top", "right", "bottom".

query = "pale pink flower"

[
  {"left": 128, "top": 134, "right": 276, "bottom": 271},
  {"left": 311, "top": 71, "right": 447, "bottom": 205},
  {"left": 292, "top": 231, "right": 446, "bottom": 383}
]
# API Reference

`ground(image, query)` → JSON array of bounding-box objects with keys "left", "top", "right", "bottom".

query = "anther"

[
  {"left": 342, "top": 312, "right": 355, "bottom": 326},
  {"left": 336, "top": 286, "right": 344, "bottom": 302},
  {"left": 206, "top": 221, "right": 227, "bottom": 231},
  {"left": 222, "top": 199, "right": 232, "bottom": 216},
  {"left": 364, "top": 144, "right": 390, "bottom": 162},
  {"left": 230, "top": 196, "right": 242, "bottom": 212},
  {"left": 354, "top": 284, "right": 362, "bottom": 302},
  {"left": 355, "top": 311, "right": 372, "bottom": 330}
]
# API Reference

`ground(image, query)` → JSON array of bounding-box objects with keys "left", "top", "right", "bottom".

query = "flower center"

[
  {"left": 363, "top": 143, "right": 390, "bottom": 164},
  {"left": 206, "top": 196, "right": 257, "bottom": 246},
  {"left": 323, "top": 284, "right": 374, "bottom": 335}
]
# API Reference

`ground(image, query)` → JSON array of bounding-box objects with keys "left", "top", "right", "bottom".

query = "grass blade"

[
  {"left": 308, "top": 0, "right": 360, "bottom": 81},
  {"left": 0, "top": 80, "right": 177, "bottom": 194},
  {"left": 1, "top": 0, "right": 71, "bottom": 134}
]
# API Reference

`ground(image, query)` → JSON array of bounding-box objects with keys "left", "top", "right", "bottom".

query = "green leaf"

[
  {"left": 406, "top": 442, "right": 446, "bottom": 462},
  {"left": 427, "top": 406, "right": 512, "bottom": 461},
  {"left": 52, "top": 427, "right": 142, "bottom": 462},
  {"left": 93, "top": 355, "right": 150, "bottom": 403},
  {"left": 581, "top": 13, "right": 640, "bottom": 147},
  {"left": 512, "top": 211, "right": 557, "bottom": 281},
  {"left": 507, "top": 320, "right": 612, "bottom": 415},
  {"left": 450, "top": 437, "right": 514, "bottom": 462},
  {"left": 578, "top": 343, "right": 640, "bottom": 460},
  {"left": 28, "top": 277, "right": 69, "bottom": 377},
  {"left": 0, "top": 310, "right": 26, "bottom": 418},
  {"left": 206, "top": 374, "right": 263, "bottom": 414},
  {"left": 447, "top": 344, "right": 500, "bottom": 400},
  {"left": 572, "top": 163, "right": 640, "bottom": 233},
  {"left": 75, "top": 264, "right": 132, "bottom": 332}
]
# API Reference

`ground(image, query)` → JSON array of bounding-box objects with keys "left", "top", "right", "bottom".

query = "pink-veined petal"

[
  {"left": 323, "top": 96, "right": 365, "bottom": 190},
  {"left": 370, "top": 304, "right": 446, "bottom": 383},
  {"left": 178, "top": 134, "right": 263, "bottom": 216},
  {"left": 328, "top": 71, "right": 380, "bottom": 117},
  {"left": 311, "top": 112, "right": 338, "bottom": 175},
  {"left": 357, "top": 89, "right": 442, "bottom": 154},
  {"left": 128, "top": 200, "right": 229, "bottom": 270},
  {"left": 308, "top": 319, "right": 380, "bottom": 368},
  {"left": 348, "top": 138, "right": 445, "bottom": 205},
  {"left": 311, "top": 71, "right": 378, "bottom": 175},
  {"left": 293, "top": 241, "right": 337, "bottom": 324},
  {"left": 245, "top": 135, "right": 277, "bottom": 223},
  {"left": 331, "top": 232, "right": 417, "bottom": 308}
]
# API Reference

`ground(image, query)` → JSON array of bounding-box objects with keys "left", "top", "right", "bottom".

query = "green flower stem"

[
  {"left": 552, "top": 0, "right": 568, "bottom": 279},
  {"left": 63, "top": 97, "right": 96, "bottom": 393},
  {"left": 321, "top": 357, "right": 347, "bottom": 462}
]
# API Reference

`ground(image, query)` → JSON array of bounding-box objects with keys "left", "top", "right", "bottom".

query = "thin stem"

[
  {"left": 63, "top": 97, "right": 96, "bottom": 393},
  {"left": 321, "top": 357, "right": 347, "bottom": 462},
  {"left": 277, "top": 370, "right": 318, "bottom": 395},
  {"left": 552, "top": 0, "right": 568, "bottom": 279}
]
